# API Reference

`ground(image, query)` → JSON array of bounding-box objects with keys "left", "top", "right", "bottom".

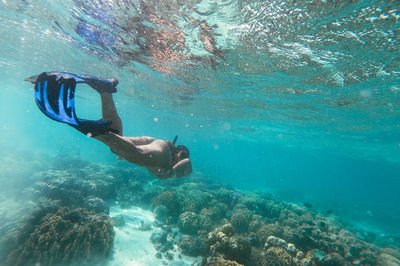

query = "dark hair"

[{"left": 175, "top": 145, "right": 190, "bottom": 159}]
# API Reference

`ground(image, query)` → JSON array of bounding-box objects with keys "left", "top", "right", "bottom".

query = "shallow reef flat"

[{"left": 0, "top": 154, "right": 399, "bottom": 266}]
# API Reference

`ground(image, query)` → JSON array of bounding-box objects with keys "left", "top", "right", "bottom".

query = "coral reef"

[
  {"left": 256, "top": 223, "right": 284, "bottom": 246},
  {"left": 230, "top": 209, "right": 252, "bottom": 234},
  {"left": 84, "top": 196, "right": 109, "bottom": 214},
  {"left": 179, "top": 234, "right": 208, "bottom": 256},
  {"left": 151, "top": 191, "right": 180, "bottom": 218},
  {"left": 154, "top": 205, "right": 169, "bottom": 223},
  {"left": 208, "top": 224, "right": 251, "bottom": 264},
  {"left": 204, "top": 257, "right": 244, "bottom": 265},
  {"left": 179, "top": 189, "right": 210, "bottom": 213},
  {"left": 3, "top": 154, "right": 400, "bottom": 266},
  {"left": 249, "top": 235, "right": 299, "bottom": 265},
  {"left": 214, "top": 188, "right": 239, "bottom": 209},
  {"left": 144, "top": 176, "right": 400, "bottom": 266},
  {"left": 178, "top": 211, "right": 199, "bottom": 234},
  {"left": 32, "top": 169, "right": 117, "bottom": 203},
  {"left": 6, "top": 207, "right": 114, "bottom": 266},
  {"left": 29, "top": 169, "right": 116, "bottom": 215},
  {"left": 248, "top": 214, "right": 265, "bottom": 233},
  {"left": 265, "top": 246, "right": 295, "bottom": 265}
]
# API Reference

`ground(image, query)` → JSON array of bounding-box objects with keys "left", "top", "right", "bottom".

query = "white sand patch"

[{"left": 108, "top": 206, "right": 202, "bottom": 266}]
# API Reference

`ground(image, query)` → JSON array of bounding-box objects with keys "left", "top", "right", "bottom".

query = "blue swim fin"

[
  {"left": 25, "top": 71, "right": 118, "bottom": 94},
  {"left": 29, "top": 72, "right": 118, "bottom": 136}
]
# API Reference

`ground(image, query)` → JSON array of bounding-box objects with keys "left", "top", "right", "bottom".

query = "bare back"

[{"left": 96, "top": 133, "right": 174, "bottom": 178}]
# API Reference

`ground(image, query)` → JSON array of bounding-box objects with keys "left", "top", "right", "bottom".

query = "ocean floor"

[
  {"left": 108, "top": 206, "right": 202, "bottom": 266},
  {"left": 0, "top": 152, "right": 400, "bottom": 265}
]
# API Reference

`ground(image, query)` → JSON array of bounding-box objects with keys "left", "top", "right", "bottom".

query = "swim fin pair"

[{"left": 25, "top": 72, "right": 119, "bottom": 136}]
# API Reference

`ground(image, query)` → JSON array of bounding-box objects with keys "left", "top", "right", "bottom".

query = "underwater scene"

[{"left": 1, "top": 0, "right": 400, "bottom": 265}]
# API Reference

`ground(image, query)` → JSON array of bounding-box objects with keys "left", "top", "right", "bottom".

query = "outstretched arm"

[{"left": 172, "top": 158, "right": 192, "bottom": 177}]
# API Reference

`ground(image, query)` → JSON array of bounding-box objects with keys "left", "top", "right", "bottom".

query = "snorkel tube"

[{"left": 172, "top": 135, "right": 178, "bottom": 145}]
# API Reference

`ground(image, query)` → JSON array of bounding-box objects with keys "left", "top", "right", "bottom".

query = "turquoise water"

[{"left": 1, "top": 0, "right": 400, "bottom": 264}]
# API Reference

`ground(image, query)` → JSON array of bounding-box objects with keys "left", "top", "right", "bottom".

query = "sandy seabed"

[{"left": 109, "top": 206, "right": 201, "bottom": 266}]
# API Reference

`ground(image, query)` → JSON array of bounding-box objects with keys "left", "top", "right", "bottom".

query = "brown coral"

[
  {"left": 252, "top": 247, "right": 296, "bottom": 266},
  {"left": 178, "top": 211, "right": 199, "bottom": 234},
  {"left": 231, "top": 212, "right": 251, "bottom": 234},
  {"left": 151, "top": 191, "right": 180, "bottom": 217},
  {"left": 180, "top": 190, "right": 209, "bottom": 213},
  {"left": 256, "top": 223, "right": 284, "bottom": 246},
  {"left": 208, "top": 225, "right": 251, "bottom": 264},
  {"left": 204, "top": 256, "right": 244, "bottom": 266},
  {"left": 6, "top": 207, "right": 114, "bottom": 266}
]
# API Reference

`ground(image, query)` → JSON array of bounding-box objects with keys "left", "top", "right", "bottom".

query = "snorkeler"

[{"left": 25, "top": 72, "right": 192, "bottom": 179}]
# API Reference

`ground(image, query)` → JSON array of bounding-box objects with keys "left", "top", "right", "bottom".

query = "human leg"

[{"left": 100, "top": 93, "right": 123, "bottom": 135}]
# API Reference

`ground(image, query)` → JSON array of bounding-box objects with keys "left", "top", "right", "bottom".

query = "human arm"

[
  {"left": 149, "top": 159, "right": 191, "bottom": 179},
  {"left": 172, "top": 158, "right": 192, "bottom": 177}
]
